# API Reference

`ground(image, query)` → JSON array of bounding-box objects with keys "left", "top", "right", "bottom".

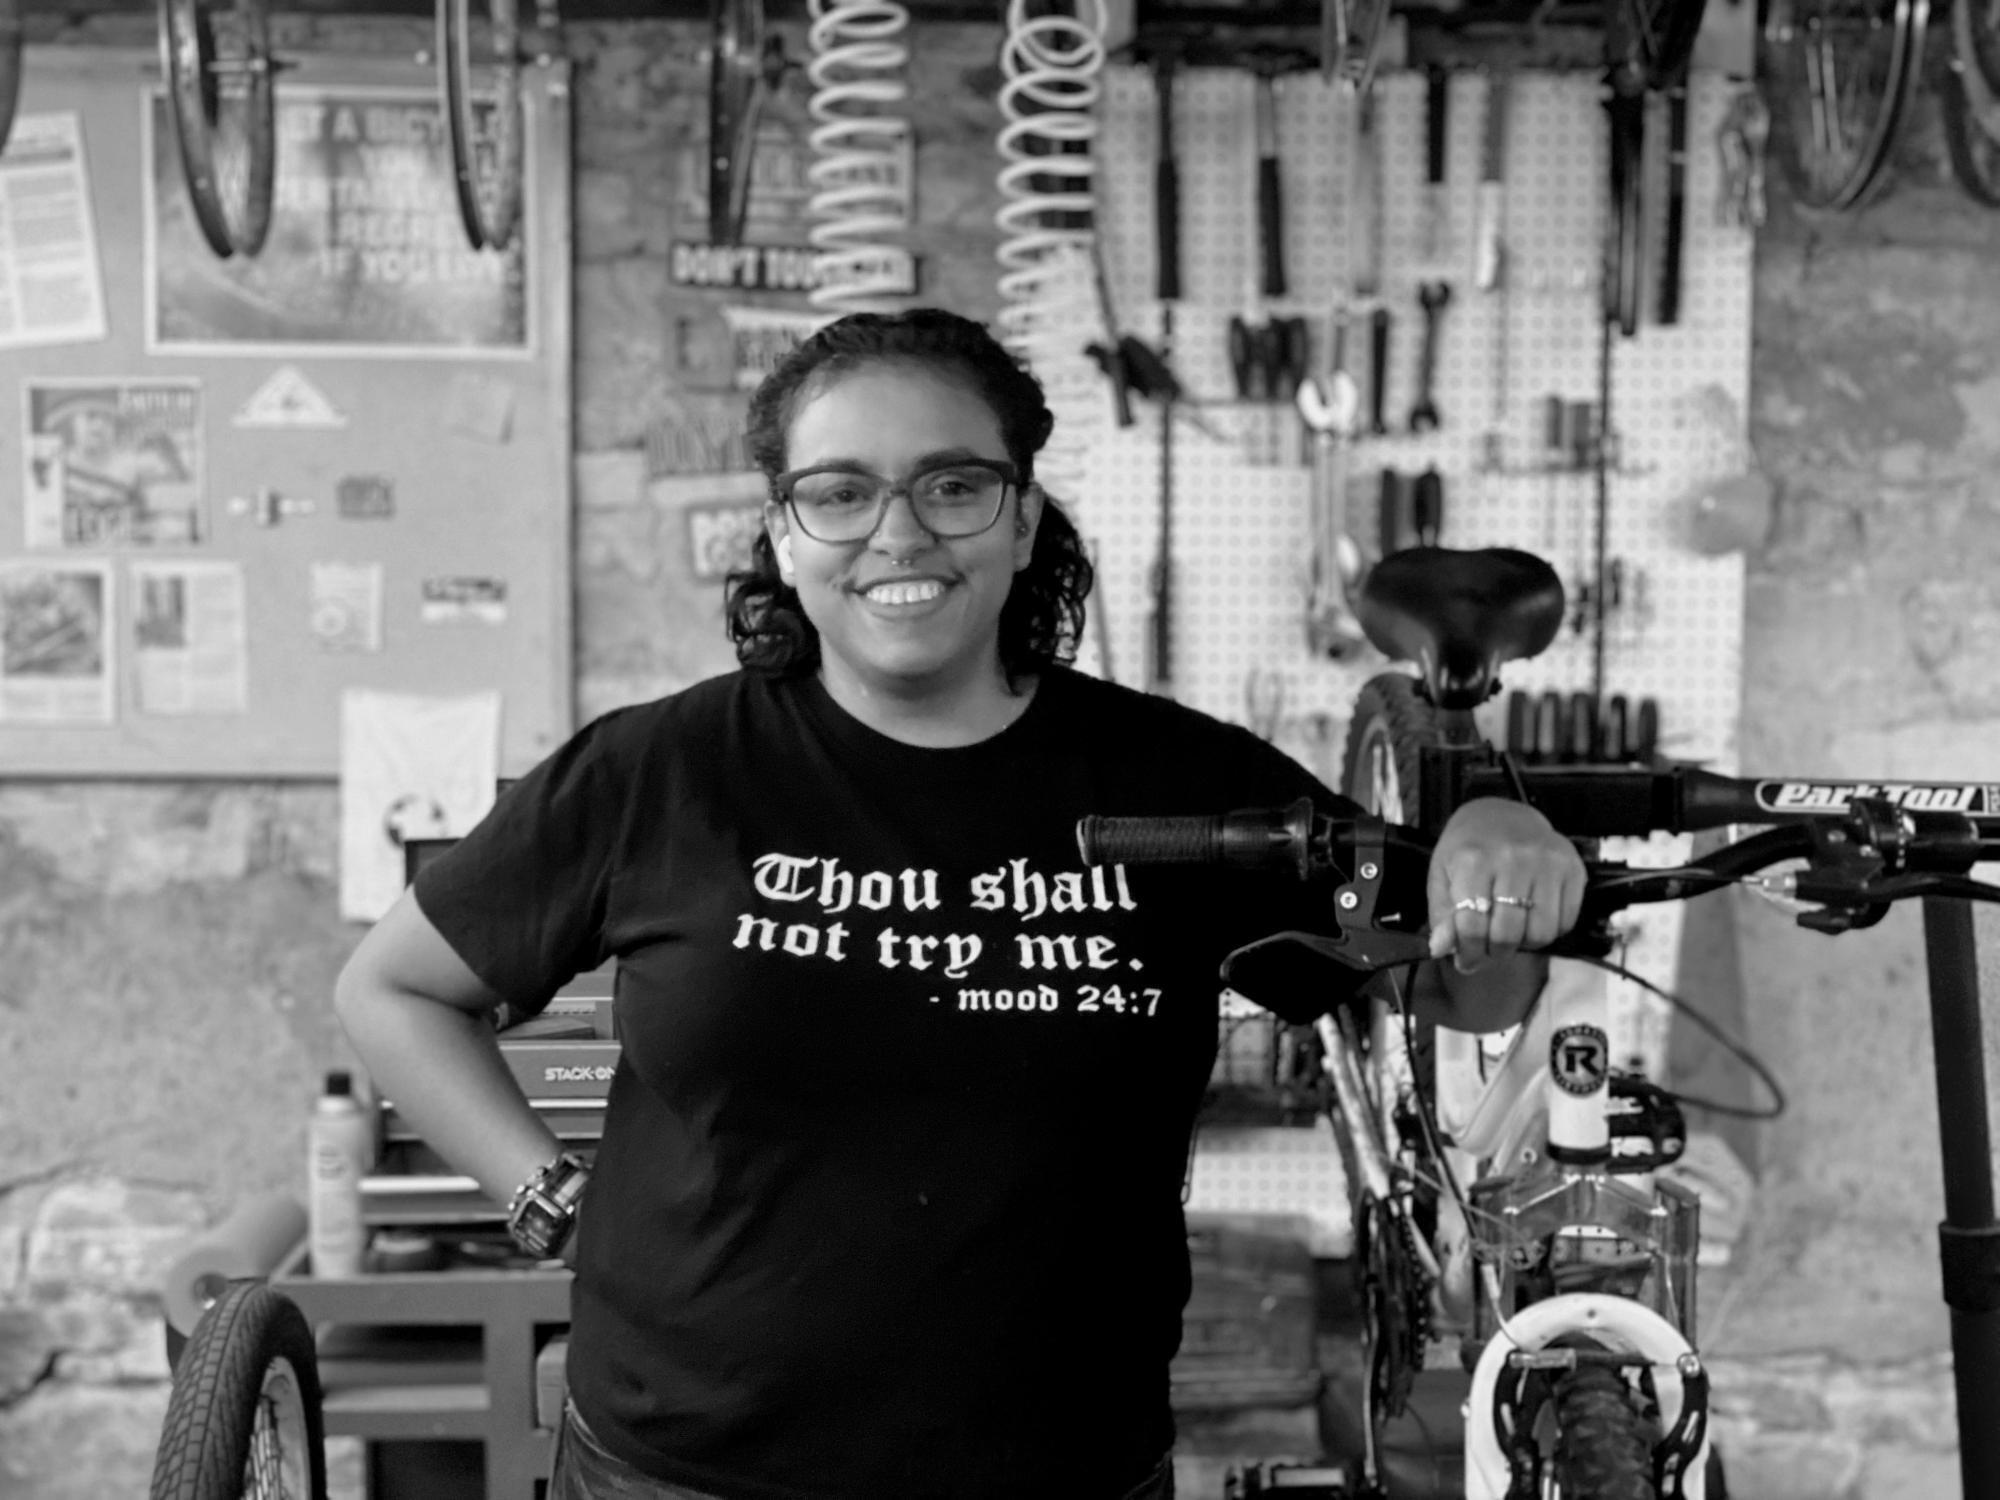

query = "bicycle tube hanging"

[
  {"left": 437, "top": 0, "right": 531, "bottom": 251},
  {"left": 1761, "top": 0, "right": 1930, "bottom": 211},
  {"left": 805, "top": 0, "right": 916, "bottom": 313},
  {"left": 156, "top": 0, "right": 277, "bottom": 259},
  {"left": 993, "top": 0, "right": 1111, "bottom": 497}
]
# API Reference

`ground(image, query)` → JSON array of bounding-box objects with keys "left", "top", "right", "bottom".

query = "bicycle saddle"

[{"left": 1357, "top": 547, "right": 1565, "bottom": 710}]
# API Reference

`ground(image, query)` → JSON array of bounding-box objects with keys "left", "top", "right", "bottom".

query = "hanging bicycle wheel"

[
  {"left": 156, "top": 0, "right": 276, "bottom": 259},
  {"left": 708, "top": 0, "right": 772, "bottom": 243},
  {"left": 1942, "top": 0, "right": 2000, "bottom": 205},
  {"left": 150, "top": 1280, "right": 328, "bottom": 1500},
  {"left": 438, "top": 0, "right": 525, "bottom": 251},
  {"left": 1762, "top": 0, "right": 1930, "bottom": 210},
  {"left": 0, "top": 0, "right": 24, "bottom": 160}
]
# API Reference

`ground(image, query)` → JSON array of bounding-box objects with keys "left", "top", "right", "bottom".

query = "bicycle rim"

[
  {"left": 1763, "top": 0, "right": 1930, "bottom": 210},
  {"left": 438, "top": 0, "right": 525, "bottom": 251},
  {"left": 156, "top": 0, "right": 276, "bottom": 258}
]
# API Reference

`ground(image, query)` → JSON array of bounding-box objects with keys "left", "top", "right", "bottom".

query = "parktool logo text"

[{"left": 1755, "top": 781, "right": 1996, "bottom": 814}]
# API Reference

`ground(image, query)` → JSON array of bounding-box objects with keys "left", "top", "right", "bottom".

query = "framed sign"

[{"left": 144, "top": 83, "right": 534, "bottom": 358}]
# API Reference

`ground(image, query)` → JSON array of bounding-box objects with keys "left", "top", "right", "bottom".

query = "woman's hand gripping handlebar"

[{"left": 1076, "top": 793, "right": 2000, "bottom": 985}]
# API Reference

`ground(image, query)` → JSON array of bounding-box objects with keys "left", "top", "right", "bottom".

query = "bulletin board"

[{"left": 0, "top": 46, "right": 573, "bottom": 777}]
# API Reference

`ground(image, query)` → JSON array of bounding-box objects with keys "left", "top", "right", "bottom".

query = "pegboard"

[{"left": 1046, "top": 63, "right": 1758, "bottom": 1203}]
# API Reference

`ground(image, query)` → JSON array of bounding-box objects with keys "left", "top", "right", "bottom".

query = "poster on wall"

[
  {"left": 22, "top": 379, "right": 205, "bottom": 549},
  {"left": 0, "top": 111, "right": 108, "bottom": 350},
  {"left": 0, "top": 558, "right": 114, "bottom": 723},
  {"left": 144, "top": 86, "right": 532, "bottom": 357}
]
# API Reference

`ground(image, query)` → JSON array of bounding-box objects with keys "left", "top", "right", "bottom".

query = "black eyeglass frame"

[{"left": 770, "top": 458, "right": 1024, "bottom": 543}]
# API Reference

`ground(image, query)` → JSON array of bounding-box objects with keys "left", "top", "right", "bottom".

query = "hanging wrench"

[
  {"left": 1408, "top": 280, "right": 1451, "bottom": 433},
  {"left": 1296, "top": 306, "right": 1369, "bottom": 660}
]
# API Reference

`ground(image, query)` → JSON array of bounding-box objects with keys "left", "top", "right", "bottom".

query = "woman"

[{"left": 334, "top": 307, "right": 1585, "bottom": 1499}]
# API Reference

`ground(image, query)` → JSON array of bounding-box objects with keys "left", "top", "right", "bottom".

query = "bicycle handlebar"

[{"left": 1076, "top": 789, "right": 2000, "bottom": 975}]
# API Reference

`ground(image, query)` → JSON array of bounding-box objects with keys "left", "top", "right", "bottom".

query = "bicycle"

[{"left": 1078, "top": 544, "right": 2000, "bottom": 1498}]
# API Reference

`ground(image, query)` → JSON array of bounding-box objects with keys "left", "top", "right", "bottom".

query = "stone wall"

[{"left": 4, "top": 17, "right": 2000, "bottom": 1498}]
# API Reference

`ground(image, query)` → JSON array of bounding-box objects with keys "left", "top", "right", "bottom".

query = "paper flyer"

[
  {"left": 0, "top": 112, "right": 108, "bottom": 351},
  {"left": 0, "top": 557, "right": 114, "bottom": 722},
  {"left": 23, "top": 378, "right": 205, "bottom": 549},
  {"left": 131, "top": 559, "right": 248, "bottom": 715}
]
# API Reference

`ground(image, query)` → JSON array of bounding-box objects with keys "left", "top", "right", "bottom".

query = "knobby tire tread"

[
  {"left": 1552, "top": 1362, "right": 1659, "bottom": 1500},
  {"left": 150, "top": 1279, "right": 327, "bottom": 1500},
  {"left": 1339, "top": 671, "right": 1442, "bottom": 826}
]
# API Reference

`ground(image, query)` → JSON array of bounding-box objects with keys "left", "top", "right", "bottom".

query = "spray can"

[{"left": 307, "top": 1070, "right": 374, "bottom": 1277}]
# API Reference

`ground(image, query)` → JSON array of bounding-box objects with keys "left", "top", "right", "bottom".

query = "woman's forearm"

[{"left": 334, "top": 978, "right": 563, "bottom": 1207}]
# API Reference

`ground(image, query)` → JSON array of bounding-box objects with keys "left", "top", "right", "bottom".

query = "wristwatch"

[{"left": 505, "top": 1150, "right": 590, "bottom": 1260}]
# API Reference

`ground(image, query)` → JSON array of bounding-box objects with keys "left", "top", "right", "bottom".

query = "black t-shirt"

[{"left": 415, "top": 666, "right": 1366, "bottom": 1499}]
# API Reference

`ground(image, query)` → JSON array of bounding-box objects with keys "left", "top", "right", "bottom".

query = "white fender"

[{"left": 1464, "top": 1292, "right": 1709, "bottom": 1500}]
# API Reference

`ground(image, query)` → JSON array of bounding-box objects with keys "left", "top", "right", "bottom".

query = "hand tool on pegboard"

[
  {"left": 1408, "top": 280, "right": 1452, "bottom": 433},
  {"left": 1420, "top": 65, "right": 1451, "bottom": 264},
  {"left": 1716, "top": 85, "right": 1770, "bottom": 230},
  {"left": 1143, "top": 39, "right": 1182, "bottom": 700},
  {"left": 1474, "top": 71, "right": 1510, "bottom": 474},
  {"left": 1296, "top": 307, "right": 1368, "bottom": 659},
  {"left": 1346, "top": 88, "right": 1392, "bottom": 438},
  {"left": 1657, "top": 82, "right": 1689, "bottom": 326}
]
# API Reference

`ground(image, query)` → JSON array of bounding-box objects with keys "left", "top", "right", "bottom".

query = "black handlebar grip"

[
  {"left": 1259, "top": 155, "right": 1285, "bottom": 298},
  {"left": 1076, "top": 814, "right": 1223, "bottom": 869}
]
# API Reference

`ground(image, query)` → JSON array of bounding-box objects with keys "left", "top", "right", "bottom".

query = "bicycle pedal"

[{"left": 1605, "top": 1072, "right": 1686, "bottom": 1174}]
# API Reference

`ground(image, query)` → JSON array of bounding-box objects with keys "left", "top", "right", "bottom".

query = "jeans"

[{"left": 547, "top": 1398, "right": 1176, "bottom": 1500}]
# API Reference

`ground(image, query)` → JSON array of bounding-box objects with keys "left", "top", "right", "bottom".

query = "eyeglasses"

[{"left": 774, "top": 459, "right": 1020, "bottom": 543}]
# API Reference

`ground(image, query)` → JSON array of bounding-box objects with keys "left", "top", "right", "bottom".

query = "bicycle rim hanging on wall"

[
  {"left": 438, "top": 0, "right": 527, "bottom": 251},
  {"left": 1942, "top": 0, "right": 2000, "bottom": 205},
  {"left": 156, "top": 0, "right": 277, "bottom": 258},
  {"left": 1761, "top": 0, "right": 1929, "bottom": 211}
]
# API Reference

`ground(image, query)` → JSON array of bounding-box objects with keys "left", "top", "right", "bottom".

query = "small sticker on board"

[
  {"left": 233, "top": 366, "right": 348, "bottom": 429},
  {"left": 420, "top": 576, "right": 508, "bottom": 625},
  {"left": 337, "top": 475, "right": 395, "bottom": 520}
]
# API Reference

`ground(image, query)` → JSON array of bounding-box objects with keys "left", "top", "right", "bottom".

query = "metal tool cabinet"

[{"left": 275, "top": 1258, "right": 573, "bottom": 1500}]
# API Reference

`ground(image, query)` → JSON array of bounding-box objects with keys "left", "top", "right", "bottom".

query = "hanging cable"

[
  {"left": 805, "top": 0, "right": 916, "bottom": 314},
  {"left": 993, "top": 0, "right": 1110, "bottom": 498}
]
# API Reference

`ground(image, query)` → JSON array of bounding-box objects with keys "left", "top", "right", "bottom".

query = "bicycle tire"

[
  {"left": 150, "top": 1280, "right": 328, "bottom": 1500},
  {"left": 156, "top": 0, "right": 276, "bottom": 258},
  {"left": 1551, "top": 1361, "right": 1659, "bottom": 1499},
  {"left": 438, "top": 0, "right": 525, "bottom": 252},
  {"left": 1762, "top": 0, "right": 1929, "bottom": 211}
]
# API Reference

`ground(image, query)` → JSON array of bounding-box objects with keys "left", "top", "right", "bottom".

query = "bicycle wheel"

[
  {"left": 156, "top": 0, "right": 276, "bottom": 259},
  {"left": 438, "top": 0, "right": 525, "bottom": 251},
  {"left": 1551, "top": 1361, "right": 1659, "bottom": 1499},
  {"left": 708, "top": 0, "right": 770, "bottom": 243},
  {"left": 1943, "top": 0, "right": 2000, "bottom": 205},
  {"left": 151, "top": 1280, "right": 327, "bottom": 1500},
  {"left": 1762, "top": 0, "right": 1929, "bottom": 210}
]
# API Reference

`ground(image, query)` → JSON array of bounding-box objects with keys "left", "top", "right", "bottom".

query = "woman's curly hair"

[{"left": 724, "top": 308, "right": 1094, "bottom": 681}]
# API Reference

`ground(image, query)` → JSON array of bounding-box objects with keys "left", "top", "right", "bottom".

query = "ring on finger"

[
  {"left": 1491, "top": 894, "right": 1534, "bottom": 910},
  {"left": 1453, "top": 895, "right": 1494, "bottom": 916}
]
